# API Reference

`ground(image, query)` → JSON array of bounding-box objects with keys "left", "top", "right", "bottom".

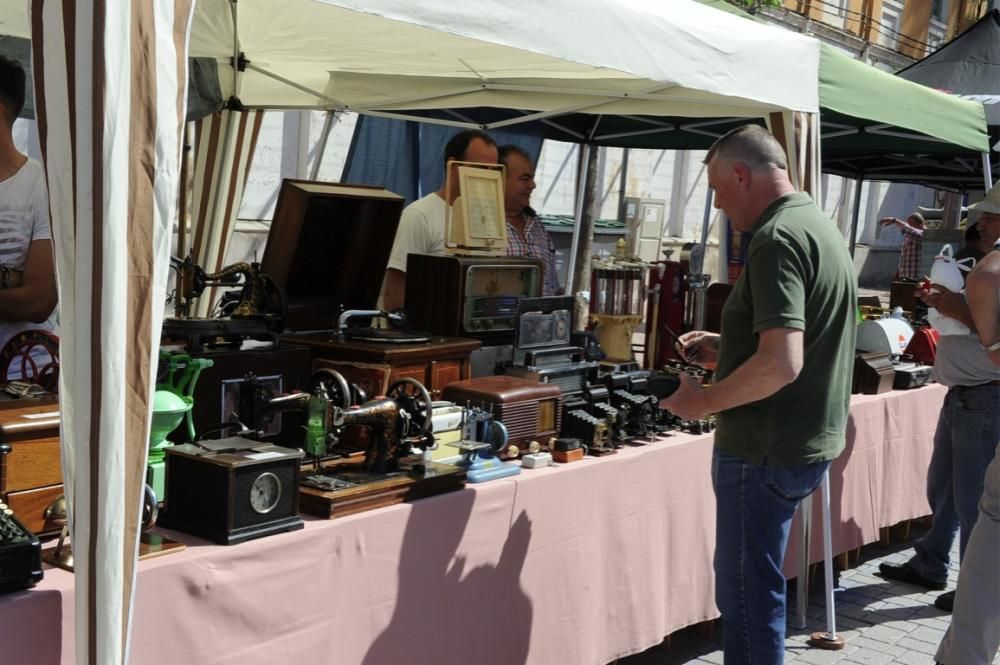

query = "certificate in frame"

[{"left": 445, "top": 162, "right": 508, "bottom": 256}]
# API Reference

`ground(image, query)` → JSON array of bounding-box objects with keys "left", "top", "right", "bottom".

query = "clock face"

[{"left": 250, "top": 472, "right": 282, "bottom": 514}]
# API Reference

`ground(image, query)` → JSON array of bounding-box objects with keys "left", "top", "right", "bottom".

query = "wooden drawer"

[
  {"left": 5, "top": 483, "right": 63, "bottom": 535},
  {"left": 1, "top": 435, "right": 62, "bottom": 492}
]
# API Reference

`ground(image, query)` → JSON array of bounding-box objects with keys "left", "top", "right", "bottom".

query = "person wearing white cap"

[
  {"left": 934, "top": 182, "right": 1000, "bottom": 665},
  {"left": 879, "top": 182, "right": 1000, "bottom": 626}
]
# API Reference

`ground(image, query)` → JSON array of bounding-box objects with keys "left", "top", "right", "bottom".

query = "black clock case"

[{"left": 160, "top": 443, "right": 304, "bottom": 545}]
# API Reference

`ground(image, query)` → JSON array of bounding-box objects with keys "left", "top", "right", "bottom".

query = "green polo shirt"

[{"left": 714, "top": 192, "right": 857, "bottom": 466}]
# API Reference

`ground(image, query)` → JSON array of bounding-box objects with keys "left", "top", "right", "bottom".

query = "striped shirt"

[{"left": 506, "top": 207, "right": 561, "bottom": 296}]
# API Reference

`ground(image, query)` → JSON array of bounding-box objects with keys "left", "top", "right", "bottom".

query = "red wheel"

[{"left": 0, "top": 330, "right": 60, "bottom": 392}]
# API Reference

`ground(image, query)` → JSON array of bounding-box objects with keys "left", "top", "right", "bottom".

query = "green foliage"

[{"left": 724, "top": 0, "right": 782, "bottom": 14}]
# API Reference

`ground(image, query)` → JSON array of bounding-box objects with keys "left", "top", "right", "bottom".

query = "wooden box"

[
  {"left": 261, "top": 180, "right": 405, "bottom": 332},
  {"left": 442, "top": 376, "right": 563, "bottom": 457},
  {"left": 0, "top": 397, "right": 62, "bottom": 535},
  {"left": 286, "top": 334, "right": 480, "bottom": 400}
]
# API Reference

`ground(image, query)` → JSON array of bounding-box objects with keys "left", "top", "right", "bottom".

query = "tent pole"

[
  {"left": 849, "top": 173, "right": 864, "bottom": 258},
  {"left": 617, "top": 148, "right": 631, "bottom": 221},
  {"left": 983, "top": 152, "right": 994, "bottom": 189},
  {"left": 565, "top": 143, "right": 590, "bottom": 297},
  {"left": 542, "top": 144, "right": 578, "bottom": 211},
  {"left": 229, "top": 1, "right": 241, "bottom": 99},
  {"left": 691, "top": 186, "right": 714, "bottom": 331},
  {"left": 175, "top": 123, "right": 191, "bottom": 317},
  {"left": 309, "top": 111, "right": 340, "bottom": 181}
]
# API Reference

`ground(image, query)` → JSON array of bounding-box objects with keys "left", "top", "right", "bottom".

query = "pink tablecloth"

[{"left": 0, "top": 384, "right": 946, "bottom": 665}]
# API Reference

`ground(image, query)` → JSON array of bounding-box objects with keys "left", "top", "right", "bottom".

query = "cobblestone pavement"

[{"left": 616, "top": 522, "right": 1000, "bottom": 665}]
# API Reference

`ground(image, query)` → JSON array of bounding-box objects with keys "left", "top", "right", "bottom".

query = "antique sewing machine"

[
  {"left": 442, "top": 405, "right": 522, "bottom": 482},
  {"left": 233, "top": 368, "right": 465, "bottom": 518},
  {"left": 162, "top": 255, "right": 287, "bottom": 352}
]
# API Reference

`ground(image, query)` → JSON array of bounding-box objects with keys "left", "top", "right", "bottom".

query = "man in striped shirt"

[
  {"left": 880, "top": 211, "right": 925, "bottom": 281},
  {"left": 499, "top": 145, "right": 561, "bottom": 296}
]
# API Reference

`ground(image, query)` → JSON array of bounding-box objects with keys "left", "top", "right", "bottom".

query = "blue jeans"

[
  {"left": 712, "top": 449, "right": 831, "bottom": 665},
  {"left": 909, "top": 383, "right": 1000, "bottom": 583}
]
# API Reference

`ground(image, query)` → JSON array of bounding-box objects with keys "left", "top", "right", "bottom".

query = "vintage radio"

[
  {"left": 405, "top": 254, "right": 543, "bottom": 343},
  {"left": 853, "top": 351, "right": 896, "bottom": 395},
  {"left": 441, "top": 375, "right": 562, "bottom": 459}
]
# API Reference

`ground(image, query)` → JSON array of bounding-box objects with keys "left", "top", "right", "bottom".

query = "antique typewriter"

[{"left": 0, "top": 492, "right": 43, "bottom": 592}]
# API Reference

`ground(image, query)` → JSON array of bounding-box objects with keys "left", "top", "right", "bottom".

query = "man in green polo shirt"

[{"left": 662, "top": 125, "right": 857, "bottom": 664}]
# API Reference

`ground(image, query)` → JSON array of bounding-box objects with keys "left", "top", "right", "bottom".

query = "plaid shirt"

[
  {"left": 506, "top": 207, "right": 561, "bottom": 295},
  {"left": 897, "top": 224, "right": 924, "bottom": 280}
]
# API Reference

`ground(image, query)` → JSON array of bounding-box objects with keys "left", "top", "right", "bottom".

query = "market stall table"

[{"left": 0, "top": 384, "right": 945, "bottom": 665}]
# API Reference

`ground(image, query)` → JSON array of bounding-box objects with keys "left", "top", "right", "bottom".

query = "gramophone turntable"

[{"left": 262, "top": 179, "right": 480, "bottom": 398}]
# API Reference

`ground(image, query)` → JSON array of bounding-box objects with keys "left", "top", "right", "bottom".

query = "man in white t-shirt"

[
  {"left": 0, "top": 56, "right": 58, "bottom": 378},
  {"left": 381, "top": 129, "right": 498, "bottom": 312}
]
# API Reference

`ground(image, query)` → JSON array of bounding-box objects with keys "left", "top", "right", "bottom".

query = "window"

[{"left": 932, "top": 0, "right": 949, "bottom": 22}]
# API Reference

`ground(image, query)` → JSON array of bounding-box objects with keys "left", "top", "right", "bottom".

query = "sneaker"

[
  {"left": 877, "top": 562, "right": 947, "bottom": 590},
  {"left": 934, "top": 590, "right": 955, "bottom": 612}
]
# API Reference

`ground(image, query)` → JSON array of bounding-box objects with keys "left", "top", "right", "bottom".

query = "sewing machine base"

[
  {"left": 162, "top": 317, "right": 281, "bottom": 353},
  {"left": 298, "top": 458, "right": 466, "bottom": 519}
]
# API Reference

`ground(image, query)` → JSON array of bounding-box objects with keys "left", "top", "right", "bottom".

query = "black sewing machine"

[
  {"left": 161, "top": 256, "right": 287, "bottom": 352},
  {"left": 233, "top": 369, "right": 466, "bottom": 519}
]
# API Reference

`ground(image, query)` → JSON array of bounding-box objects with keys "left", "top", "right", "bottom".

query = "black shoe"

[
  {"left": 878, "top": 562, "right": 947, "bottom": 590},
  {"left": 934, "top": 590, "right": 955, "bottom": 612}
]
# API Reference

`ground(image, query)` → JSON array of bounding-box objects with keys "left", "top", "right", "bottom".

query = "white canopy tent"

[
  {"left": 7, "top": 2, "right": 827, "bottom": 664},
  {"left": 189, "top": 0, "right": 821, "bottom": 118}
]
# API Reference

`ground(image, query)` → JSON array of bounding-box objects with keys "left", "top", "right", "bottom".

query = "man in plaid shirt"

[
  {"left": 499, "top": 145, "right": 561, "bottom": 295},
  {"left": 880, "top": 212, "right": 925, "bottom": 281}
]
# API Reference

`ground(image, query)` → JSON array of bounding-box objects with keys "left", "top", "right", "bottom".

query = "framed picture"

[
  {"left": 220, "top": 374, "right": 283, "bottom": 436},
  {"left": 446, "top": 162, "right": 507, "bottom": 255}
]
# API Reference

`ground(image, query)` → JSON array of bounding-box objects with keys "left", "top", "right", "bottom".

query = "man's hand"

[
  {"left": 659, "top": 373, "right": 709, "bottom": 421},
  {"left": 917, "top": 280, "right": 975, "bottom": 330},
  {"left": 919, "top": 282, "right": 964, "bottom": 316},
  {"left": 879, "top": 216, "right": 898, "bottom": 227},
  {"left": 676, "top": 330, "right": 719, "bottom": 367}
]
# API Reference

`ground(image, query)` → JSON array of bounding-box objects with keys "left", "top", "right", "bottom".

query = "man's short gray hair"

[{"left": 703, "top": 124, "right": 788, "bottom": 172}]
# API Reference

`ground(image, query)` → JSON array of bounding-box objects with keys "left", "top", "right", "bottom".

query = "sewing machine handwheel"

[
  {"left": 305, "top": 368, "right": 352, "bottom": 410},
  {"left": 489, "top": 420, "right": 509, "bottom": 455},
  {"left": 387, "top": 378, "right": 431, "bottom": 436}
]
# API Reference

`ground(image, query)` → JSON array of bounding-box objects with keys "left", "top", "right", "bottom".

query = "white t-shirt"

[
  {"left": 385, "top": 192, "right": 449, "bottom": 273},
  {"left": 0, "top": 159, "right": 55, "bottom": 355}
]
